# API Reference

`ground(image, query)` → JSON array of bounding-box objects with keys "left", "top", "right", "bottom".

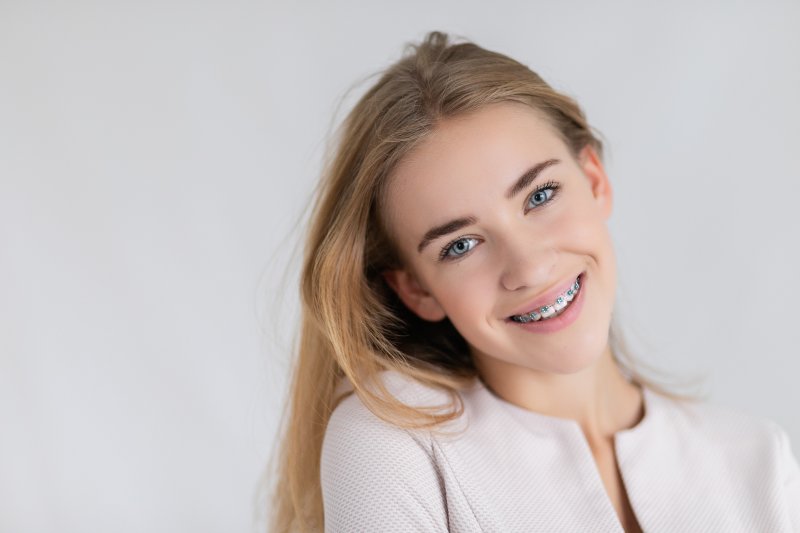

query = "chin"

[{"left": 543, "top": 334, "right": 611, "bottom": 374}]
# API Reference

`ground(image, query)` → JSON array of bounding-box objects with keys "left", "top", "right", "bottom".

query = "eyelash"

[{"left": 437, "top": 180, "right": 561, "bottom": 262}]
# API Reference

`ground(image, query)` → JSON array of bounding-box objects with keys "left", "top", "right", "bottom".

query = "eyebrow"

[
  {"left": 505, "top": 158, "right": 560, "bottom": 199},
  {"left": 416, "top": 158, "right": 560, "bottom": 254},
  {"left": 417, "top": 216, "right": 478, "bottom": 253}
]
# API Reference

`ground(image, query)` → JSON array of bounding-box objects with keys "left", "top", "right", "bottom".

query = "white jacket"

[{"left": 321, "top": 371, "right": 800, "bottom": 532}]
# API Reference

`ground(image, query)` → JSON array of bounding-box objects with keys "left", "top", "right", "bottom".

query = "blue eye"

[
  {"left": 527, "top": 186, "right": 556, "bottom": 209},
  {"left": 440, "top": 237, "right": 479, "bottom": 260}
]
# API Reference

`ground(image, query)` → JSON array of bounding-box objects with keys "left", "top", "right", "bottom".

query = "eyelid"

[
  {"left": 524, "top": 180, "right": 560, "bottom": 212},
  {"left": 438, "top": 236, "right": 480, "bottom": 262}
]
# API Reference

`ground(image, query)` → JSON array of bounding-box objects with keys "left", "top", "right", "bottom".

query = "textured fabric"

[{"left": 321, "top": 371, "right": 800, "bottom": 532}]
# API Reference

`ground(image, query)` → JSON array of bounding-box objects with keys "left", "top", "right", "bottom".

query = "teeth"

[
  {"left": 539, "top": 305, "right": 556, "bottom": 319},
  {"left": 511, "top": 277, "right": 581, "bottom": 323}
]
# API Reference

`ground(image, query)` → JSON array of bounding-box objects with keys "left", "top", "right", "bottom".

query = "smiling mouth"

[{"left": 509, "top": 275, "right": 582, "bottom": 323}]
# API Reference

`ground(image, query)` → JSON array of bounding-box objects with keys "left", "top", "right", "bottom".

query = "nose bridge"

[{"left": 498, "top": 225, "right": 557, "bottom": 291}]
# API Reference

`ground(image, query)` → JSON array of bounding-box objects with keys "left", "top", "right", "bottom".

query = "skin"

[
  {"left": 384, "top": 103, "right": 644, "bottom": 532},
  {"left": 382, "top": 102, "right": 644, "bottom": 530}
]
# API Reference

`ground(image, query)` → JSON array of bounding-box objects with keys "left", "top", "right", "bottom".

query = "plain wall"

[{"left": 1, "top": 1, "right": 798, "bottom": 531}]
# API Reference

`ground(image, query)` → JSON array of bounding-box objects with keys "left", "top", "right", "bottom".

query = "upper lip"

[{"left": 506, "top": 273, "right": 583, "bottom": 318}]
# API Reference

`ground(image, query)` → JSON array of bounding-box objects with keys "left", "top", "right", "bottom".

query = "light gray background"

[{"left": 1, "top": 1, "right": 798, "bottom": 532}]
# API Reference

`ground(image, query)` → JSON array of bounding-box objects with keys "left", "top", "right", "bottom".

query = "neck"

[{"left": 475, "top": 345, "right": 644, "bottom": 446}]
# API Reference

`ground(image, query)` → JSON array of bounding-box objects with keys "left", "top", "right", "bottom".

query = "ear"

[
  {"left": 578, "top": 145, "right": 613, "bottom": 220},
  {"left": 382, "top": 268, "right": 447, "bottom": 322}
]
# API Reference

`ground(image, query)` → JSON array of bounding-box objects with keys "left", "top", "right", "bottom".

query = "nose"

[{"left": 498, "top": 233, "right": 558, "bottom": 292}]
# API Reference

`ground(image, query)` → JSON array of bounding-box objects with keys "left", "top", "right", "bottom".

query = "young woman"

[{"left": 269, "top": 31, "right": 800, "bottom": 532}]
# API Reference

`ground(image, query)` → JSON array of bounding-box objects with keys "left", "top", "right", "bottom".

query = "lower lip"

[{"left": 508, "top": 273, "right": 586, "bottom": 334}]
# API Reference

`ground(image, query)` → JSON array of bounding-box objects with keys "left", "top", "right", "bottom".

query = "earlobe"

[
  {"left": 382, "top": 269, "right": 447, "bottom": 322},
  {"left": 579, "top": 145, "right": 613, "bottom": 219}
]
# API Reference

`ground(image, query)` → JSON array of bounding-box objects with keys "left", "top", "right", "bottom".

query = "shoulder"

[
  {"left": 320, "top": 371, "right": 453, "bottom": 532},
  {"left": 651, "top": 392, "right": 800, "bottom": 525},
  {"left": 322, "top": 372, "right": 437, "bottom": 460},
  {"left": 653, "top": 391, "right": 794, "bottom": 469},
  {"left": 323, "top": 370, "right": 453, "bottom": 449},
  {"left": 659, "top": 392, "right": 780, "bottom": 438}
]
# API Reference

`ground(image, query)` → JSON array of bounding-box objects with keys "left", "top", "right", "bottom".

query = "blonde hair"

[{"left": 267, "top": 31, "right": 704, "bottom": 532}]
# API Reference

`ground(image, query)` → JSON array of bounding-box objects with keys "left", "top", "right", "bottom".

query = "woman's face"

[{"left": 383, "top": 102, "right": 617, "bottom": 376}]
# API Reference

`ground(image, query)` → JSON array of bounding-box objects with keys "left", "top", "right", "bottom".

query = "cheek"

[
  {"left": 561, "top": 200, "right": 613, "bottom": 254},
  {"left": 563, "top": 207, "right": 617, "bottom": 292},
  {"left": 429, "top": 265, "right": 497, "bottom": 320}
]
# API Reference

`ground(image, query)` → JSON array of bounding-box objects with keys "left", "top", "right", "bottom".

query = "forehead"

[{"left": 384, "top": 102, "right": 570, "bottom": 249}]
